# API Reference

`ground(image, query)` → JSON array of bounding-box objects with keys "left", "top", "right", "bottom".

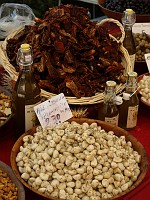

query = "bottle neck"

[
  {"left": 123, "top": 23, "right": 133, "bottom": 31},
  {"left": 125, "top": 86, "right": 137, "bottom": 94},
  {"left": 125, "top": 77, "right": 138, "bottom": 94},
  {"left": 21, "top": 64, "right": 32, "bottom": 72},
  {"left": 123, "top": 25, "right": 134, "bottom": 39},
  {"left": 104, "top": 88, "right": 116, "bottom": 105}
]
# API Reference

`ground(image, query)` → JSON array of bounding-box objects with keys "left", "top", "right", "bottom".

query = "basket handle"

[{"left": 97, "top": 18, "right": 125, "bottom": 43}]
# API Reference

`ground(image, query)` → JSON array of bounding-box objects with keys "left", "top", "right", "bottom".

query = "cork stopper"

[
  {"left": 106, "top": 81, "right": 116, "bottom": 87},
  {"left": 127, "top": 71, "right": 138, "bottom": 77}
]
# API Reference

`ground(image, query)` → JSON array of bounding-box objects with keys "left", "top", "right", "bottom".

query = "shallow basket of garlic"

[
  {"left": 0, "top": 161, "right": 25, "bottom": 200},
  {"left": 138, "top": 73, "right": 150, "bottom": 107},
  {"left": 11, "top": 118, "right": 148, "bottom": 200}
]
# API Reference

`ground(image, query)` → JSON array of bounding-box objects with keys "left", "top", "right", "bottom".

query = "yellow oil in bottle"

[
  {"left": 122, "top": 9, "right": 136, "bottom": 70},
  {"left": 118, "top": 72, "right": 139, "bottom": 130},
  {"left": 12, "top": 44, "right": 41, "bottom": 138},
  {"left": 98, "top": 81, "right": 119, "bottom": 126}
]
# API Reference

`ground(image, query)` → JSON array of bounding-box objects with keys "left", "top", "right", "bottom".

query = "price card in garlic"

[
  {"left": 145, "top": 53, "right": 150, "bottom": 73},
  {"left": 34, "top": 93, "right": 73, "bottom": 129}
]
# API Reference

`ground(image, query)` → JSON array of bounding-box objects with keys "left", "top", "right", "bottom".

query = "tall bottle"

[
  {"left": 12, "top": 43, "right": 41, "bottom": 138},
  {"left": 122, "top": 9, "right": 136, "bottom": 70},
  {"left": 118, "top": 71, "right": 139, "bottom": 130},
  {"left": 98, "top": 81, "right": 119, "bottom": 126}
]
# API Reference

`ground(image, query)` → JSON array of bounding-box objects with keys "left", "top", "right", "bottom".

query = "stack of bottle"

[{"left": 98, "top": 71, "right": 139, "bottom": 130}]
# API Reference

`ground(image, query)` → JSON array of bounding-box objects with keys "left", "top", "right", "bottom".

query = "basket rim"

[{"left": 0, "top": 26, "right": 132, "bottom": 105}]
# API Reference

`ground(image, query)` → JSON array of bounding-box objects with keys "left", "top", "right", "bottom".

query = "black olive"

[{"left": 103, "top": 0, "right": 150, "bottom": 15}]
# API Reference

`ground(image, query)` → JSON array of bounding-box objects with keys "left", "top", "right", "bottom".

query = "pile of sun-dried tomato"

[{"left": 6, "top": 4, "right": 125, "bottom": 98}]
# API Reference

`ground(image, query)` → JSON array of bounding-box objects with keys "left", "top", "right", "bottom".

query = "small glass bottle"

[
  {"left": 98, "top": 81, "right": 119, "bottom": 126},
  {"left": 12, "top": 43, "right": 41, "bottom": 138},
  {"left": 122, "top": 9, "right": 136, "bottom": 70},
  {"left": 118, "top": 71, "right": 139, "bottom": 130}
]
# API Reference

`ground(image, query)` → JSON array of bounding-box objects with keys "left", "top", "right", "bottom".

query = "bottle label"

[
  {"left": 126, "top": 105, "right": 138, "bottom": 128},
  {"left": 105, "top": 115, "right": 119, "bottom": 126},
  {"left": 25, "top": 101, "right": 41, "bottom": 131},
  {"left": 129, "top": 54, "right": 136, "bottom": 70}
]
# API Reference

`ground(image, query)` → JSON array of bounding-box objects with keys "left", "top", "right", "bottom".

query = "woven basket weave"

[
  {"left": 0, "top": 20, "right": 132, "bottom": 105},
  {"left": 97, "top": 18, "right": 125, "bottom": 43}
]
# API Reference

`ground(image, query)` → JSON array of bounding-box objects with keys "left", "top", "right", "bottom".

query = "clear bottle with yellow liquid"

[
  {"left": 12, "top": 43, "right": 41, "bottom": 138},
  {"left": 118, "top": 71, "right": 139, "bottom": 130},
  {"left": 122, "top": 9, "right": 136, "bottom": 70}
]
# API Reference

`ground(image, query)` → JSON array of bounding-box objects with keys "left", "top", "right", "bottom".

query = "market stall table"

[
  {"left": 0, "top": 66, "right": 150, "bottom": 200},
  {"left": 0, "top": 102, "right": 149, "bottom": 199}
]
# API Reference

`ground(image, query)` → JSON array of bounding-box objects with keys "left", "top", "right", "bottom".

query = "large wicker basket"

[{"left": 0, "top": 19, "right": 132, "bottom": 105}]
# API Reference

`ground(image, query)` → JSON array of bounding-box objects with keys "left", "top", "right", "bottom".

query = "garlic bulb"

[{"left": 138, "top": 75, "right": 150, "bottom": 104}]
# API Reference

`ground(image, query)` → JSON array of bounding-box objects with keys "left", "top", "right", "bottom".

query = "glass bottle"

[
  {"left": 12, "top": 43, "right": 41, "bottom": 138},
  {"left": 98, "top": 81, "right": 119, "bottom": 126},
  {"left": 122, "top": 9, "right": 136, "bottom": 70},
  {"left": 118, "top": 71, "right": 139, "bottom": 130}
]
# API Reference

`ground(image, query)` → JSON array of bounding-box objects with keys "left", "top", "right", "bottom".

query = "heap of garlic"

[
  {"left": 16, "top": 121, "right": 141, "bottom": 200},
  {"left": 138, "top": 75, "right": 150, "bottom": 104}
]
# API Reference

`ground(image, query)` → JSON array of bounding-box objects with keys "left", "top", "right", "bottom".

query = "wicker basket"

[
  {"left": 0, "top": 161, "right": 25, "bottom": 200},
  {"left": 0, "top": 21, "right": 132, "bottom": 105},
  {"left": 11, "top": 118, "right": 149, "bottom": 200}
]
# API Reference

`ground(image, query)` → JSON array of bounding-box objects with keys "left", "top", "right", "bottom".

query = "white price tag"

[
  {"left": 132, "top": 23, "right": 150, "bottom": 35},
  {"left": 144, "top": 53, "right": 150, "bottom": 73},
  {"left": 34, "top": 93, "right": 73, "bottom": 129}
]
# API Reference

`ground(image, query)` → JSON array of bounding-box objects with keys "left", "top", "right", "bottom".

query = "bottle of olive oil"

[
  {"left": 98, "top": 81, "right": 119, "bottom": 126},
  {"left": 122, "top": 9, "right": 136, "bottom": 70},
  {"left": 12, "top": 43, "right": 41, "bottom": 138},
  {"left": 118, "top": 71, "right": 139, "bottom": 130}
]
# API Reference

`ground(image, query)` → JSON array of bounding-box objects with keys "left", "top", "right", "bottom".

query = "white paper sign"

[
  {"left": 132, "top": 23, "right": 150, "bottom": 35},
  {"left": 144, "top": 53, "right": 150, "bottom": 73},
  {"left": 34, "top": 93, "right": 73, "bottom": 129}
]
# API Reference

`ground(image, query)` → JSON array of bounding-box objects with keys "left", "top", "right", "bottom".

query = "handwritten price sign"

[
  {"left": 145, "top": 53, "right": 150, "bottom": 73},
  {"left": 34, "top": 93, "right": 73, "bottom": 129}
]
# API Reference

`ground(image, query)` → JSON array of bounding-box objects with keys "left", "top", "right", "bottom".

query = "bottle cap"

[
  {"left": 127, "top": 71, "right": 138, "bottom": 77},
  {"left": 126, "top": 9, "right": 134, "bottom": 13},
  {"left": 123, "top": 93, "right": 130, "bottom": 100},
  {"left": 21, "top": 43, "right": 30, "bottom": 50},
  {"left": 106, "top": 81, "right": 116, "bottom": 87}
]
